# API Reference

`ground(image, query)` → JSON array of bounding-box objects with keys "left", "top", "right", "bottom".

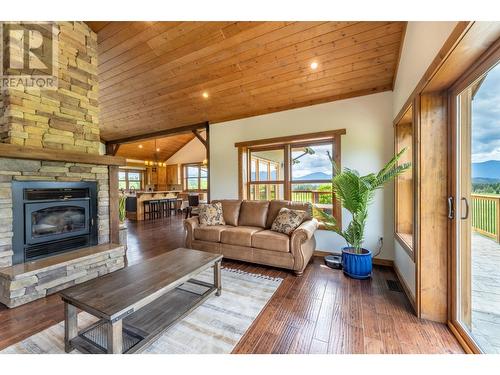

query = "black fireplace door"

[{"left": 25, "top": 200, "right": 90, "bottom": 245}]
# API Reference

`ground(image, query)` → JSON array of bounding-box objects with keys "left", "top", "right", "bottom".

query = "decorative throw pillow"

[
  {"left": 198, "top": 202, "right": 225, "bottom": 226},
  {"left": 271, "top": 207, "right": 306, "bottom": 235}
]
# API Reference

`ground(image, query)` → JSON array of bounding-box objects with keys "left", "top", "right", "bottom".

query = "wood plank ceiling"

[
  {"left": 87, "top": 21, "right": 406, "bottom": 142},
  {"left": 114, "top": 132, "right": 196, "bottom": 161}
]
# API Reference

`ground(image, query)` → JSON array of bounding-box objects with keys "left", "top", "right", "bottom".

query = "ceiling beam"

[
  {"left": 107, "top": 121, "right": 209, "bottom": 145},
  {"left": 192, "top": 130, "right": 207, "bottom": 148}
]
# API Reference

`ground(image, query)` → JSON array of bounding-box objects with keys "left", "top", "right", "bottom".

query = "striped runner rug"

[{"left": 1, "top": 268, "right": 283, "bottom": 354}]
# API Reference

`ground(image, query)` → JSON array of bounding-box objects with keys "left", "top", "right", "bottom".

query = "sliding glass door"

[{"left": 451, "top": 54, "right": 500, "bottom": 353}]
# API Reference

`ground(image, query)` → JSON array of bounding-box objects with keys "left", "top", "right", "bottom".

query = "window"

[
  {"left": 118, "top": 170, "right": 143, "bottom": 190},
  {"left": 183, "top": 163, "right": 208, "bottom": 191},
  {"left": 249, "top": 148, "right": 284, "bottom": 200},
  {"left": 291, "top": 142, "right": 334, "bottom": 215},
  {"left": 394, "top": 104, "right": 414, "bottom": 255},
  {"left": 237, "top": 130, "right": 344, "bottom": 222}
]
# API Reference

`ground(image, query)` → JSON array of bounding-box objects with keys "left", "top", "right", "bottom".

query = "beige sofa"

[{"left": 184, "top": 200, "right": 319, "bottom": 276}]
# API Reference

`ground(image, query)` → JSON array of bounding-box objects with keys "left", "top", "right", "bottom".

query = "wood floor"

[{"left": 0, "top": 215, "right": 463, "bottom": 353}]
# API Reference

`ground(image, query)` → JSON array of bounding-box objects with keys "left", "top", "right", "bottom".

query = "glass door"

[{"left": 451, "top": 58, "right": 500, "bottom": 353}]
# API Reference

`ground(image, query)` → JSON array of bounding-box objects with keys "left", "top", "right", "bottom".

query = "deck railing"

[
  {"left": 291, "top": 190, "right": 332, "bottom": 204},
  {"left": 472, "top": 193, "right": 500, "bottom": 243}
]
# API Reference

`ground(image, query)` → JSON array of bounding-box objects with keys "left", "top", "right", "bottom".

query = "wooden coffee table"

[{"left": 59, "top": 248, "right": 222, "bottom": 354}]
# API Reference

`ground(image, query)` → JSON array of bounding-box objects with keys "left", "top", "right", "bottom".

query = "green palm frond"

[{"left": 316, "top": 149, "right": 411, "bottom": 253}]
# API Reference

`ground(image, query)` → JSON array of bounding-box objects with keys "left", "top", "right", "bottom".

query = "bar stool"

[
  {"left": 159, "top": 199, "right": 170, "bottom": 217},
  {"left": 167, "top": 198, "right": 177, "bottom": 216},
  {"left": 144, "top": 199, "right": 160, "bottom": 220}
]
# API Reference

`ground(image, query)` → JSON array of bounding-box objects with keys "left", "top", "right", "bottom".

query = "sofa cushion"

[
  {"left": 266, "top": 200, "right": 313, "bottom": 228},
  {"left": 251, "top": 230, "right": 290, "bottom": 253},
  {"left": 220, "top": 226, "right": 263, "bottom": 247},
  {"left": 238, "top": 200, "right": 269, "bottom": 228},
  {"left": 194, "top": 225, "right": 231, "bottom": 242},
  {"left": 271, "top": 207, "right": 307, "bottom": 235},
  {"left": 199, "top": 202, "right": 225, "bottom": 226},
  {"left": 212, "top": 199, "right": 242, "bottom": 226}
]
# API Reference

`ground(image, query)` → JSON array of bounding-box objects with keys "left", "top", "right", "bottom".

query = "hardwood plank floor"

[{"left": 0, "top": 215, "right": 464, "bottom": 353}]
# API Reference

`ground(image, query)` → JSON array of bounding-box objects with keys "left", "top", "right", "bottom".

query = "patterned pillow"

[
  {"left": 199, "top": 202, "right": 225, "bottom": 226},
  {"left": 271, "top": 207, "right": 307, "bottom": 235}
]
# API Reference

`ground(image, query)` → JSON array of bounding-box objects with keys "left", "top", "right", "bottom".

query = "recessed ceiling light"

[
  {"left": 156, "top": 148, "right": 160, "bottom": 152},
  {"left": 138, "top": 144, "right": 143, "bottom": 149},
  {"left": 202, "top": 91, "right": 209, "bottom": 99},
  {"left": 310, "top": 61, "right": 318, "bottom": 70}
]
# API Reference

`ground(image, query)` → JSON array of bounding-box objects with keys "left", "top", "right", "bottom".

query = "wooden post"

[
  {"left": 205, "top": 123, "right": 210, "bottom": 203},
  {"left": 64, "top": 302, "right": 78, "bottom": 353},
  {"left": 109, "top": 165, "right": 120, "bottom": 244},
  {"left": 107, "top": 320, "right": 123, "bottom": 354},
  {"left": 497, "top": 197, "right": 500, "bottom": 243}
]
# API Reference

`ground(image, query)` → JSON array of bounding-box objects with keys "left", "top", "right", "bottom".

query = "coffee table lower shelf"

[{"left": 69, "top": 279, "right": 217, "bottom": 354}]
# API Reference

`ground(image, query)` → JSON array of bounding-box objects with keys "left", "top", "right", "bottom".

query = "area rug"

[{"left": 1, "top": 268, "right": 282, "bottom": 354}]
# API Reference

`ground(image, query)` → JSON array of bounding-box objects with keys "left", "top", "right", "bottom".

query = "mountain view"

[
  {"left": 472, "top": 160, "right": 500, "bottom": 195},
  {"left": 472, "top": 160, "right": 500, "bottom": 182},
  {"left": 295, "top": 171, "right": 332, "bottom": 181}
]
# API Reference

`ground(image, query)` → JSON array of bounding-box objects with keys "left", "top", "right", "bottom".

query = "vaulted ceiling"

[{"left": 86, "top": 21, "right": 406, "bottom": 142}]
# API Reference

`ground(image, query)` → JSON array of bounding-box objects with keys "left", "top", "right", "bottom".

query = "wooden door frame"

[{"left": 447, "top": 40, "right": 500, "bottom": 354}]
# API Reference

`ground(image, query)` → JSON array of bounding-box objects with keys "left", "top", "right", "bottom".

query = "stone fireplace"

[
  {"left": 0, "top": 159, "right": 110, "bottom": 269},
  {"left": 11, "top": 181, "right": 99, "bottom": 264},
  {"left": 0, "top": 22, "right": 126, "bottom": 308}
]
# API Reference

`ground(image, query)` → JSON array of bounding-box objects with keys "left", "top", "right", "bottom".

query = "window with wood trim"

[
  {"left": 249, "top": 148, "right": 285, "bottom": 200},
  {"left": 118, "top": 169, "right": 143, "bottom": 191},
  {"left": 394, "top": 103, "right": 415, "bottom": 257},
  {"left": 182, "top": 163, "right": 208, "bottom": 192},
  {"left": 237, "top": 130, "right": 344, "bottom": 221}
]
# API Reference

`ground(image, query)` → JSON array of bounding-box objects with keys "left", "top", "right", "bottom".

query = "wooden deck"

[{"left": 472, "top": 232, "right": 500, "bottom": 353}]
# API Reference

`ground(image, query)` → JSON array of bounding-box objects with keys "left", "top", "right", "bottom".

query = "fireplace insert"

[{"left": 12, "top": 181, "right": 98, "bottom": 264}]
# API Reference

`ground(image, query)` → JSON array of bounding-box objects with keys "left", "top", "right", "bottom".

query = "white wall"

[
  {"left": 392, "top": 21, "right": 458, "bottom": 297},
  {"left": 210, "top": 91, "right": 395, "bottom": 260},
  {"left": 393, "top": 21, "right": 458, "bottom": 118},
  {"left": 166, "top": 132, "right": 207, "bottom": 184},
  {"left": 166, "top": 132, "right": 206, "bottom": 165}
]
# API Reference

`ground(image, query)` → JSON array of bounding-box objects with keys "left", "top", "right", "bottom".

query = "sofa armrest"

[
  {"left": 184, "top": 217, "right": 199, "bottom": 248},
  {"left": 290, "top": 219, "right": 319, "bottom": 274}
]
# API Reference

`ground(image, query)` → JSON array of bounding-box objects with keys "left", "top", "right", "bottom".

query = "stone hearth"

[{"left": 0, "top": 243, "right": 125, "bottom": 308}]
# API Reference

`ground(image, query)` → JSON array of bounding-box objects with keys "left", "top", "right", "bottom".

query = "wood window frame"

[
  {"left": 236, "top": 129, "right": 345, "bottom": 225},
  {"left": 388, "top": 22, "right": 500, "bottom": 348},
  {"left": 248, "top": 146, "right": 285, "bottom": 201},
  {"left": 118, "top": 169, "right": 144, "bottom": 190},
  {"left": 182, "top": 162, "right": 208, "bottom": 192},
  {"left": 394, "top": 102, "right": 417, "bottom": 260},
  {"left": 447, "top": 39, "right": 500, "bottom": 355}
]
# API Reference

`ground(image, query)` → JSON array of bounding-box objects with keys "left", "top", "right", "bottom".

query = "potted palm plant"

[{"left": 315, "top": 148, "right": 411, "bottom": 279}]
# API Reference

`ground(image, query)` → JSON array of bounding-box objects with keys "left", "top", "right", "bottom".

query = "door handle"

[
  {"left": 447, "top": 197, "right": 455, "bottom": 219},
  {"left": 461, "top": 197, "right": 470, "bottom": 220}
]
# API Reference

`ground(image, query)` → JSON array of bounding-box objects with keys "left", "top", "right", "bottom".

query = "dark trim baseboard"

[{"left": 393, "top": 263, "right": 417, "bottom": 314}]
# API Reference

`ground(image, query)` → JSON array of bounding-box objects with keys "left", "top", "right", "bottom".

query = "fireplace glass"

[
  {"left": 31, "top": 206, "right": 86, "bottom": 238},
  {"left": 25, "top": 200, "right": 90, "bottom": 245}
]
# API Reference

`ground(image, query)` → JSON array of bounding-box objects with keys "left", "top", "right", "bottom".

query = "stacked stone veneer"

[
  {"left": 0, "top": 22, "right": 100, "bottom": 152},
  {"left": 0, "top": 245, "right": 125, "bottom": 308},
  {"left": 0, "top": 158, "right": 111, "bottom": 268}
]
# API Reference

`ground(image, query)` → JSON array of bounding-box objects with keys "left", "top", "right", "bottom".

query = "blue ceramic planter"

[{"left": 342, "top": 247, "right": 372, "bottom": 279}]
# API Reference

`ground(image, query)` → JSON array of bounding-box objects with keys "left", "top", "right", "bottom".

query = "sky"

[
  {"left": 291, "top": 144, "right": 332, "bottom": 179},
  {"left": 472, "top": 63, "right": 500, "bottom": 163}
]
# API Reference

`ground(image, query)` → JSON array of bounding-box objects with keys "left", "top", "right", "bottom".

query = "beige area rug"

[{"left": 1, "top": 268, "right": 282, "bottom": 354}]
